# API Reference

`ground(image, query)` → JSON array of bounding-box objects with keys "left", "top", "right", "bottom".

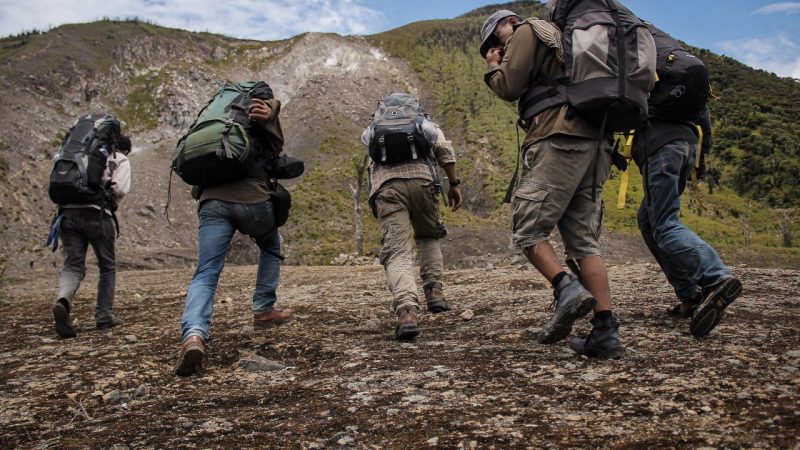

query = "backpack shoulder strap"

[{"left": 523, "top": 18, "right": 564, "bottom": 64}]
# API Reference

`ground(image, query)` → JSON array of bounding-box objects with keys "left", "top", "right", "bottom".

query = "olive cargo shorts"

[
  {"left": 511, "top": 135, "right": 611, "bottom": 260},
  {"left": 373, "top": 178, "right": 447, "bottom": 312}
]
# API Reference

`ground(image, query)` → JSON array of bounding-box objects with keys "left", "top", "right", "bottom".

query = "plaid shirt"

[{"left": 363, "top": 122, "right": 456, "bottom": 201}]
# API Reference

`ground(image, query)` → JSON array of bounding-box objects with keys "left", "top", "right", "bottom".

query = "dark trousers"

[{"left": 57, "top": 208, "right": 117, "bottom": 324}]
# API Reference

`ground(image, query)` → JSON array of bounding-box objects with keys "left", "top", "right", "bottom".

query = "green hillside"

[{"left": 369, "top": 0, "right": 799, "bottom": 262}]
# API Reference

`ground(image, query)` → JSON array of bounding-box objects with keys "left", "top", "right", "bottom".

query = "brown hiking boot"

[
  {"left": 175, "top": 336, "right": 205, "bottom": 377},
  {"left": 395, "top": 306, "right": 420, "bottom": 340},
  {"left": 253, "top": 308, "right": 295, "bottom": 329},
  {"left": 424, "top": 282, "right": 451, "bottom": 314}
]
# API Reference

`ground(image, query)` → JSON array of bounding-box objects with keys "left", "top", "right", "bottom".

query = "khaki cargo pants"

[
  {"left": 511, "top": 135, "right": 612, "bottom": 259},
  {"left": 372, "top": 178, "right": 448, "bottom": 312}
]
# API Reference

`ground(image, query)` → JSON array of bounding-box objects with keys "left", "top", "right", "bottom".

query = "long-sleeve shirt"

[
  {"left": 361, "top": 119, "right": 456, "bottom": 201},
  {"left": 485, "top": 22, "right": 598, "bottom": 148},
  {"left": 105, "top": 151, "right": 131, "bottom": 201}
]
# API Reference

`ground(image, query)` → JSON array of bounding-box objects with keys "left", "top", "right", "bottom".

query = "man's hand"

[
  {"left": 447, "top": 185, "right": 463, "bottom": 212},
  {"left": 486, "top": 46, "right": 503, "bottom": 67},
  {"left": 248, "top": 98, "right": 273, "bottom": 123}
]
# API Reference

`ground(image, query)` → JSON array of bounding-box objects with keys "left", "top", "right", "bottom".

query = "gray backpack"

[
  {"left": 518, "top": 0, "right": 657, "bottom": 132},
  {"left": 367, "top": 93, "right": 432, "bottom": 164}
]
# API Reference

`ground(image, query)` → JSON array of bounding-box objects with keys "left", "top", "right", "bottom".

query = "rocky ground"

[{"left": 1, "top": 263, "right": 798, "bottom": 449}]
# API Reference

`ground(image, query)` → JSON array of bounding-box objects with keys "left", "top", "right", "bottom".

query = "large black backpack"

[
  {"left": 367, "top": 93, "right": 432, "bottom": 164},
  {"left": 518, "top": 0, "right": 657, "bottom": 132},
  {"left": 644, "top": 22, "right": 710, "bottom": 123},
  {"left": 172, "top": 81, "right": 277, "bottom": 187},
  {"left": 49, "top": 113, "right": 121, "bottom": 206}
]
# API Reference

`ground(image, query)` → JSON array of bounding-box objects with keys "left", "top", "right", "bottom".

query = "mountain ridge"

[{"left": 0, "top": 1, "right": 797, "bottom": 280}]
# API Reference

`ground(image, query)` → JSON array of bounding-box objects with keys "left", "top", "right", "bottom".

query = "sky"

[{"left": 1, "top": 0, "right": 799, "bottom": 79}]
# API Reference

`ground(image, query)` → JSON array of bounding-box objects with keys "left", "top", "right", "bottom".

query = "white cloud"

[
  {"left": 753, "top": 2, "right": 800, "bottom": 15},
  {"left": 718, "top": 35, "right": 800, "bottom": 78},
  {"left": 0, "top": 0, "right": 386, "bottom": 40}
]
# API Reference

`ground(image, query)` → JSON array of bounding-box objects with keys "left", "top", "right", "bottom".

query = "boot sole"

[
  {"left": 175, "top": 348, "right": 204, "bottom": 377},
  {"left": 395, "top": 325, "right": 420, "bottom": 341},
  {"left": 690, "top": 277, "right": 742, "bottom": 338},
  {"left": 53, "top": 303, "right": 77, "bottom": 339},
  {"left": 426, "top": 300, "right": 451, "bottom": 314},
  {"left": 538, "top": 296, "right": 596, "bottom": 344},
  {"left": 253, "top": 319, "right": 289, "bottom": 329}
]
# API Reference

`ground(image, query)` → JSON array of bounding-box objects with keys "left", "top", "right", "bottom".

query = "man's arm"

[
  {"left": 429, "top": 126, "right": 462, "bottom": 211},
  {"left": 108, "top": 154, "right": 131, "bottom": 201},
  {"left": 249, "top": 98, "right": 284, "bottom": 149},
  {"left": 485, "top": 25, "right": 540, "bottom": 101}
]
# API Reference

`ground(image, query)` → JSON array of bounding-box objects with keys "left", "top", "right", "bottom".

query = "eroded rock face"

[
  {"left": 0, "top": 28, "right": 425, "bottom": 279},
  {"left": 0, "top": 264, "right": 798, "bottom": 448}
]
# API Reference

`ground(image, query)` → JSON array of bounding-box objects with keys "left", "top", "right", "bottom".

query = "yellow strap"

[
  {"left": 616, "top": 133, "right": 634, "bottom": 209},
  {"left": 617, "top": 170, "right": 629, "bottom": 209},
  {"left": 690, "top": 125, "right": 705, "bottom": 214}
]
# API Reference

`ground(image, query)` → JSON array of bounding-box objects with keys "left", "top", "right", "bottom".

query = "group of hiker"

[{"left": 45, "top": 0, "right": 742, "bottom": 376}]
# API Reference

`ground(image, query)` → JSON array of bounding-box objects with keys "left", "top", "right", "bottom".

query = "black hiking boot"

[
  {"left": 395, "top": 306, "right": 420, "bottom": 341},
  {"left": 53, "top": 299, "right": 77, "bottom": 339},
  {"left": 537, "top": 274, "right": 596, "bottom": 344},
  {"left": 96, "top": 316, "right": 123, "bottom": 331},
  {"left": 424, "top": 282, "right": 451, "bottom": 314},
  {"left": 690, "top": 277, "right": 743, "bottom": 338},
  {"left": 569, "top": 315, "right": 626, "bottom": 359}
]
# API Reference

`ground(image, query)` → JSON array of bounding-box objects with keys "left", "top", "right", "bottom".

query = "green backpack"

[{"left": 172, "top": 81, "right": 275, "bottom": 187}]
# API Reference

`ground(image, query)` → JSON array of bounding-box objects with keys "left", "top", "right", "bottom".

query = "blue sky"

[{"left": 2, "top": 0, "right": 799, "bottom": 78}]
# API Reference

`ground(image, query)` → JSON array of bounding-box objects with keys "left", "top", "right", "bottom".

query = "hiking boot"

[
  {"left": 175, "top": 336, "right": 205, "bottom": 377},
  {"left": 395, "top": 306, "right": 420, "bottom": 341},
  {"left": 424, "top": 282, "right": 451, "bottom": 314},
  {"left": 537, "top": 274, "right": 596, "bottom": 344},
  {"left": 666, "top": 288, "right": 703, "bottom": 319},
  {"left": 253, "top": 308, "right": 295, "bottom": 329},
  {"left": 53, "top": 299, "right": 77, "bottom": 339},
  {"left": 96, "top": 316, "right": 123, "bottom": 331},
  {"left": 569, "top": 315, "right": 626, "bottom": 359},
  {"left": 690, "top": 277, "right": 743, "bottom": 338}
]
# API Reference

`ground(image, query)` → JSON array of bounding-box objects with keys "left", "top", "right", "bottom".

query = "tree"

[{"left": 350, "top": 154, "right": 369, "bottom": 256}]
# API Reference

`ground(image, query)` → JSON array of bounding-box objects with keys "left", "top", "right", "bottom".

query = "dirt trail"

[{"left": 1, "top": 264, "right": 798, "bottom": 448}]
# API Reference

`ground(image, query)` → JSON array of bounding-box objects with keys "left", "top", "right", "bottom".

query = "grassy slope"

[{"left": 369, "top": 0, "right": 799, "bottom": 263}]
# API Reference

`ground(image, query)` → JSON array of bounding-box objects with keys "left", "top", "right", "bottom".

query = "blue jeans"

[
  {"left": 180, "top": 199, "right": 281, "bottom": 342},
  {"left": 637, "top": 140, "right": 731, "bottom": 301}
]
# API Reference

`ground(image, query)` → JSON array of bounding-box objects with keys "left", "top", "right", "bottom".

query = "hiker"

[
  {"left": 634, "top": 22, "right": 742, "bottom": 337},
  {"left": 479, "top": 3, "right": 656, "bottom": 358},
  {"left": 362, "top": 92, "right": 463, "bottom": 340},
  {"left": 174, "top": 82, "right": 303, "bottom": 376},
  {"left": 48, "top": 114, "right": 132, "bottom": 338}
]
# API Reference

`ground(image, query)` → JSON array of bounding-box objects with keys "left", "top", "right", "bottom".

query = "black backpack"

[
  {"left": 49, "top": 113, "right": 121, "bottom": 206},
  {"left": 518, "top": 0, "right": 657, "bottom": 132},
  {"left": 367, "top": 93, "right": 432, "bottom": 164},
  {"left": 644, "top": 22, "right": 710, "bottom": 123}
]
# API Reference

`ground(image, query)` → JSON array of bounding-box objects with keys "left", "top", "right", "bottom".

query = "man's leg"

[
  {"left": 232, "top": 199, "right": 291, "bottom": 326},
  {"left": 176, "top": 201, "right": 236, "bottom": 376},
  {"left": 53, "top": 210, "right": 89, "bottom": 338},
  {"left": 513, "top": 137, "right": 600, "bottom": 345},
  {"left": 374, "top": 182, "right": 419, "bottom": 339},
  {"left": 180, "top": 201, "right": 236, "bottom": 343},
  {"left": 410, "top": 180, "right": 450, "bottom": 313},
  {"left": 89, "top": 215, "right": 118, "bottom": 327},
  {"left": 557, "top": 141, "right": 624, "bottom": 359},
  {"left": 643, "top": 142, "right": 732, "bottom": 294}
]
